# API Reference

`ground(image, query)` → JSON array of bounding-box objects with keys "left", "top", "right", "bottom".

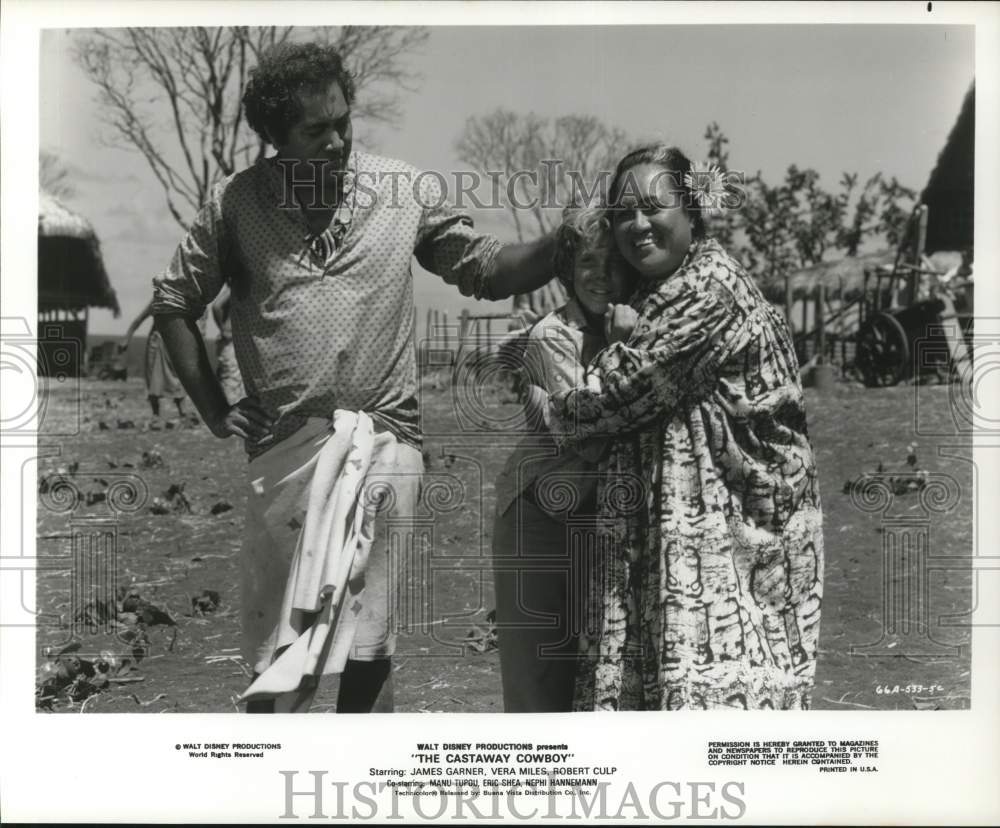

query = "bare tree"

[
  {"left": 456, "top": 109, "right": 628, "bottom": 318},
  {"left": 457, "top": 113, "right": 917, "bottom": 315},
  {"left": 39, "top": 150, "right": 75, "bottom": 198},
  {"left": 74, "top": 26, "right": 428, "bottom": 230}
]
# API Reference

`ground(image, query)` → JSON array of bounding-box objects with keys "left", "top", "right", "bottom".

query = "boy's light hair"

[{"left": 552, "top": 206, "right": 611, "bottom": 294}]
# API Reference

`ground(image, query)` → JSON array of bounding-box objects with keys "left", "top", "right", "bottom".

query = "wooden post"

[
  {"left": 838, "top": 277, "right": 846, "bottom": 369},
  {"left": 916, "top": 205, "right": 929, "bottom": 291},
  {"left": 816, "top": 283, "right": 826, "bottom": 363},
  {"left": 810, "top": 281, "right": 836, "bottom": 390},
  {"left": 459, "top": 309, "right": 470, "bottom": 346},
  {"left": 423, "top": 308, "right": 432, "bottom": 364},
  {"left": 903, "top": 205, "right": 928, "bottom": 306}
]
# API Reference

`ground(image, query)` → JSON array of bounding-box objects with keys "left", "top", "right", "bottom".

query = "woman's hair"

[
  {"left": 552, "top": 206, "right": 611, "bottom": 295},
  {"left": 608, "top": 143, "right": 706, "bottom": 240},
  {"left": 243, "top": 42, "right": 356, "bottom": 146}
]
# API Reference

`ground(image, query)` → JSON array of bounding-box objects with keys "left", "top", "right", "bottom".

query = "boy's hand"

[
  {"left": 522, "top": 383, "right": 549, "bottom": 430},
  {"left": 206, "top": 396, "right": 276, "bottom": 445},
  {"left": 605, "top": 303, "right": 638, "bottom": 344}
]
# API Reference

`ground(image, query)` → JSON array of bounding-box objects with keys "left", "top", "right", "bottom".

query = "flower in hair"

[{"left": 684, "top": 161, "right": 728, "bottom": 217}]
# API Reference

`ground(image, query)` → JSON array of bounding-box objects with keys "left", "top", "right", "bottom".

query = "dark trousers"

[{"left": 492, "top": 494, "right": 592, "bottom": 712}]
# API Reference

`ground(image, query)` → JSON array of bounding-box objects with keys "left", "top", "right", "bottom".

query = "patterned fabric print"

[
  {"left": 152, "top": 152, "right": 503, "bottom": 459},
  {"left": 548, "top": 238, "right": 824, "bottom": 711}
]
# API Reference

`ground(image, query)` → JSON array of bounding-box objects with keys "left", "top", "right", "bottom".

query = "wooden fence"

[
  {"left": 414, "top": 307, "right": 524, "bottom": 371},
  {"left": 784, "top": 280, "right": 865, "bottom": 369},
  {"left": 785, "top": 205, "right": 958, "bottom": 374}
]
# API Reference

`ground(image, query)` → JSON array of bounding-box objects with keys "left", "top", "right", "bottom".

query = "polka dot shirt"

[{"left": 152, "top": 152, "right": 503, "bottom": 458}]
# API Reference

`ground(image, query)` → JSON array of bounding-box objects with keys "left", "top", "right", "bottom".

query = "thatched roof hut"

[
  {"left": 38, "top": 194, "right": 119, "bottom": 378},
  {"left": 920, "top": 82, "right": 974, "bottom": 255},
  {"left": 762, "top": 249, "right": 895, "bottom": 305},
  {"left": 789, "top": 250, "right": 895, "bottom": 297},
  {"left": 38, "top": 192, "right": 119, "bottom": 315}
]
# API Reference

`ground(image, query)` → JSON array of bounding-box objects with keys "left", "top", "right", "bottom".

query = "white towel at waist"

[{"left": 239, "top": 409, "right": 378, "bottom": 709}]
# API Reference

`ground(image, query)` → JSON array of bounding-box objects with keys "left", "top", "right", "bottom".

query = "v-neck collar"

[{"left": 262, "top": 152, "right": 358, "bottom": 246}]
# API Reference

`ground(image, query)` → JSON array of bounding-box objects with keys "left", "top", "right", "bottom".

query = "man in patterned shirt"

[{"left": 152, "top": 42, "right": 556, "bottom": 713}]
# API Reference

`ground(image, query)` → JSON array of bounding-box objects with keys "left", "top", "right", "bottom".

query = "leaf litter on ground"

[
  {"left": 842, "top": 441, "right": 930, "bottom": 496},
  {"left": 464, "top": 609, "right": 498, "bottom": 654}
]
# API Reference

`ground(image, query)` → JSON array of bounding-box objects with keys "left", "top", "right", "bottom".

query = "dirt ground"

[{"left": 34, "top": 373, "right": 972, "bottom": 713}]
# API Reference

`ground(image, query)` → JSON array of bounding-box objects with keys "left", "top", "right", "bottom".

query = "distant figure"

[
  {"left": 941, "top": 248, "right": 974, "bottom": 286},
  {"left": 87, "top": 341, "right": 128, "bottom": 381},
  {"left": 211, "top": 284, "right": 245, "bottom": 405},
  {"left": 951, "top": 249, "right": 974, "bottom": 315},
  {"left": 931, "top": 248, "right": 974, "bottom": 312},
  {"left": 120, "top": 298, "right": 201, "bottom": 426}
]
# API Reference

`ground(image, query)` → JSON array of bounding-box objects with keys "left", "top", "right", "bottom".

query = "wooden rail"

[{"left": 415, "top": 307, "right": 524, "bottom": 370}]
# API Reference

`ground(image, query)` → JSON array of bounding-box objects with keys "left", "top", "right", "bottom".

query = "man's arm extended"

[
  {"left": 155, "top": 314, "right": 273, "bottom": 444},
  {"left": 413, "top": 171, "right": 559, "bottom": 301},
  {"left": 488, "top": 232, "right": 558, "bottom": 300}
]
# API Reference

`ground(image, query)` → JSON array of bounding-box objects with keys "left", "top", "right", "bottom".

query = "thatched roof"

[
  {"left": 921, "top": 82, "right": 974, "bottom": 254},
  {"left": 38, "top": 192, "right": 120, "bottom": 315},
  {"left": 763, "top": 249, "right": 896, "bottom": 303}
]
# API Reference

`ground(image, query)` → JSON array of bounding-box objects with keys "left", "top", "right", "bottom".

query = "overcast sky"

[{"left": 39, "top": 24, "right": 975, "bottom": 335}]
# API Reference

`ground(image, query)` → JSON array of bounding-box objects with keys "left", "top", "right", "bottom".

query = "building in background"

[
  {"left": 921, "top": 82, "right": 974, "bottom": 257},
  {"left": 38, "top": 192, "right": 120, "bottom": 377}
]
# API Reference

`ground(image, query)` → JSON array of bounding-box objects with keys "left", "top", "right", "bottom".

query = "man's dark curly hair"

[{"left": 243, "top": 42, "right": 356, "bottom": 146}]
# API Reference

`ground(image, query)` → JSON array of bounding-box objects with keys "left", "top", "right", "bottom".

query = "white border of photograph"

[{"left": 2, "top": 1, "right": 999, "bottom": 824}]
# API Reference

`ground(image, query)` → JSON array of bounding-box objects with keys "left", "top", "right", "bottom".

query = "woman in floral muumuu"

[{"left": 546, "top": 145, "right": 824, "bottom": 711}]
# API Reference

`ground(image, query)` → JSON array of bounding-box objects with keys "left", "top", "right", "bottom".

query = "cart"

[
  {"left": 840, "top": 205, "right": 974, "bottom": 387},
  {"left": 853, "top": 281, "right": 972, "bottom": 387},
  {"left": 797, "top": 205, "right": 973, "bottom": 388}
]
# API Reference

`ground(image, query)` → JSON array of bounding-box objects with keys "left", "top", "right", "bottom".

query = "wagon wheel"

[{"left": 855, "top": 311, "right": 910, "bottom": 387}]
